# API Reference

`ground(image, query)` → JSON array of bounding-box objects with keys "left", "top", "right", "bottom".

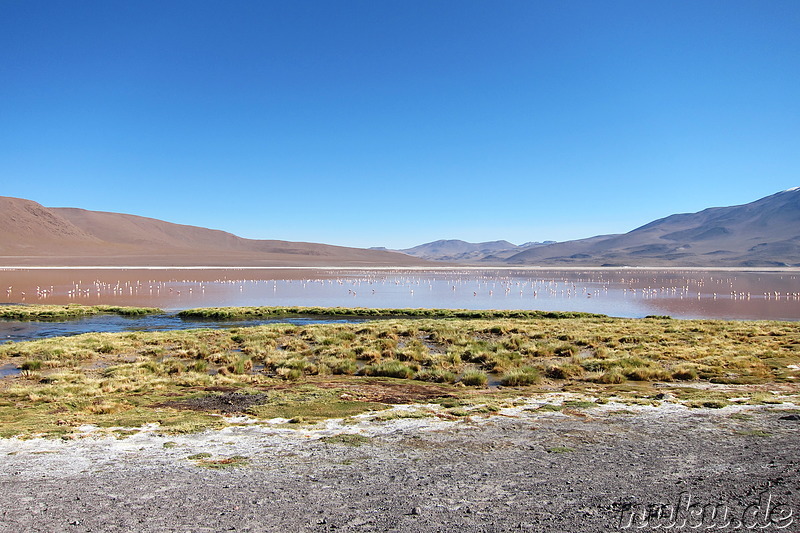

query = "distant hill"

[
  {"left": 396, "top": 189, "right": 800, "bottom": 267},
  {"left": 0, "top": 197, "right": 427, "bottom": 267},
  {"left": 397, "top": 239, "right": 554, "bottom": 262},
  {"left": 5, "top": 188, "right": 799, "bottom": 268},
  {"left": 504, "top": 188, "right": 800, "bottom": 267}
]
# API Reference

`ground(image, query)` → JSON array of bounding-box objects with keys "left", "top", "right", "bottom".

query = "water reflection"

[{"left": 1, "top": 268, "right": 798, "bottom": 321}]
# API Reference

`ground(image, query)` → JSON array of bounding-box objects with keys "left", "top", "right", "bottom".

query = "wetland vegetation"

[
  {"left": 0, "top": 304, "right": 798, "bottom": 438},
  {"left": 177, "top": 306, "right": 605, "bottom": 320},
  {"left": 0, "top": 304, "right": 161, "bottom": 320}
]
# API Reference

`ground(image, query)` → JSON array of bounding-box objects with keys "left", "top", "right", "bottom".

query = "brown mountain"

[
  {"left": 395, "top": 239, "right": 555, "bottom": 262},
  {"left": 503, "top": 188, "right": 800, "bottom": 267},
  {"left": 0, "top": 197, "right": 426, "bottom": 267}
]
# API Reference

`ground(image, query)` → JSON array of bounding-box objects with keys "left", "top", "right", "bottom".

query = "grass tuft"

[
  {"left": 500, "top": 366, "right": 541, "bottom": 386},
  {"left": 460, "top": 369, "right": 489, "bottom": 387},
  {"left": 320, "top": 434, "right": 371, "bottom": 446}
]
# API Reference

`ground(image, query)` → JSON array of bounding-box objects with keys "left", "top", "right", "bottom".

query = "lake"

[{"left": 2, "top": 267, "right": 799, "bottom": 321}]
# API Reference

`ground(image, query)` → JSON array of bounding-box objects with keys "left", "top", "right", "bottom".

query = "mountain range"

[
  {"left": 390, "top": 240, "right": 556, "bottom": 262},
  {"left": 396, "top": 188, "right": 800, "bottom": 267},
  {"left": 1, "top": 188, "right": 799, "bottom": 267}
]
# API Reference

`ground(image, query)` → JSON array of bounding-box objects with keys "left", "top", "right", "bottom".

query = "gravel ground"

[{"left": 1, "top": 399, "right": 798, "bottom": 532}]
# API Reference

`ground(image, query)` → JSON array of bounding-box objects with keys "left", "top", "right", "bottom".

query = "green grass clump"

[
  {"left": 563, "top": 400, "right": 596, "bottom": 409},
  {"left": 671, "top": 365, "right": 698, "bottom": 381},
  {"left": 688, "top": 399, "right": 729, "bottom": 409},
  {"left": 178, "top": 306, "right": 604, "bottom": 321},
  {"left": 190, "top": 454, "right": 249, "bottom": 469},
  {"left": 0, "top": 304, "right": 161, "bottom": 320},
  {"left": 373, "top": 409, "right": 431, "bottom": 421},
  {"left": 460, "top": 369, "right": 489, "bottom": 387},
  {"left": 593, "top": 370, "right": 627, "bottom": 384},
  {"left": 500, "top": 366, "right": 541, "bottom": 386},
  {"left": 414, "top": 368, "right": 456, "bottom": 383},
  {"left": 320, "top": 434, "right": 371, "bottom": 446},
  {"left": 536, "top": 403, "right": 563, "bottom": 411},
  {"left": 20, "top": 360, "right": 43, "bottom": 372},
  {"left": 546, "top": 446, "right": 575, "bottom": 453},
  {"left": 246, "top": 387, "right": 389, "bottom": 422},
  {"left": 363, "top": 360, "right": 415, "bottom": 379},
  {"left": 329, "top": 359, "right": 358, "bottom": 375},
  {"left": 545, "top": 363, "right": 584, "bottom": 380},
  {"left": 187, "top": 452, "right": 212, "bottom": 460},
  {"left": 624, "top": 366, "right": 671, "bottom": 382}
]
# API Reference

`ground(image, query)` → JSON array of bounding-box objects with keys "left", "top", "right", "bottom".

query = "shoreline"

[
  {"left": 2, "top": 265, "right": 800, "bottom": 272},
  {"left": 1, "top": 400, "right": 797, "bottom": 532}
]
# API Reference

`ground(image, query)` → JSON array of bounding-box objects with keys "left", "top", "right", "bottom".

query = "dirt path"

[{"left": 1, "top": 401, "right": 798, "bottom": 532}]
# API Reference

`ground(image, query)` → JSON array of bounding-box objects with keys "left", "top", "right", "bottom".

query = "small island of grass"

[{"left": 0, "top": 304, "right": 162, "bottom": 321}]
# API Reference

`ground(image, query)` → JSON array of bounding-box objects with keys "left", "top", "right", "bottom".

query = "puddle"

[{"left": 0, "top": 363, "right": 21, "bottom": 378}]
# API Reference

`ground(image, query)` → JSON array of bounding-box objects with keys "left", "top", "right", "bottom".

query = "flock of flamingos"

[{"left": 4, "top": 271, "right": 799, "bottom": 307}]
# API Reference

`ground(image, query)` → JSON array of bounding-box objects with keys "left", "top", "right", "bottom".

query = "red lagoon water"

[{"left": 1, "top": 268, "right": 799, "bottom": 321}]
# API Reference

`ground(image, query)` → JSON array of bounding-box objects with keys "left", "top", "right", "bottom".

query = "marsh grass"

[
  {"left": 688, "top": 399, "right": 729, "bottom": 409},
  {"left": 0, "top": 307, "right": 798, "bottom": 438},
  {"left": 373, "top": 409, "right": 431, "bottom": 421},
  {"left": 459, "top": 369, "right": 489, "bottom": 387},
  {"left": 362, "top": 360, "right": 415, "bottom": 379},
  {"left": 187, "top": 453, "right": 249, "bottom": 468},
  {"left": 187, "top": 452, "right": 212, "bottom": 460},
  {"left": 178, "top": 306, "right": 603, "bottom": 320},
  {"left": 546, "top": 446, "right": 575, "bottom": 453},
  {"left": 563, "top": 400, "right": 597, "bottom": 408},
  {"left": 500, "top": 366, "right": 541, "bottom": 386},
  {"left": 320, "top": 434, "right": 371, "bottom": 446},
  {"left": 245, "top": 387, "right": 389, "bottom": 422},
  {"left": 537, "top": 403, "right": 564, "bottom": 412},
  {"left": 414, "top": 368, "right": 457, "bottom": 383},
  {"left": 0, "top": 304, "right": 161, "bottom": 320}
]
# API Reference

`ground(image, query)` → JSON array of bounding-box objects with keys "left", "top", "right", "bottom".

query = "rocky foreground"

[{"left": 1, "top": 399, "right": 798, "bottom": 532}]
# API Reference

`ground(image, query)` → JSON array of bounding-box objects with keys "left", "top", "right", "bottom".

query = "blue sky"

[{"left": 2, "top": 1, "right": 798, "bottom": 249}]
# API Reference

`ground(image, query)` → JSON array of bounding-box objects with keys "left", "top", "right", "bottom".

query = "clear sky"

[{"left": 1, "top": 1, "right": 798, "bottom": 249}]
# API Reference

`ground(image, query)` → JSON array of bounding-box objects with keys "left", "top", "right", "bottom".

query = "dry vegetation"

[{"left": 1, "top": 306, "right": 799, "bottom": 438}]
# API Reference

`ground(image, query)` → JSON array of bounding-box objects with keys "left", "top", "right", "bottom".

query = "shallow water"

[
  {"left": 1, "top": 267, "right": 798, "bottom": 323},
  {"left": 0, "top": 363, "right": 21, "bottom": 377},
  {"left": 0, "top": 314, "right": 364, "bottom": 343}
]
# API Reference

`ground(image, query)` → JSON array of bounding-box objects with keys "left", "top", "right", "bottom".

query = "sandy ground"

[{"left": 1, "top": 398, "right": 798, "bottom": 532}]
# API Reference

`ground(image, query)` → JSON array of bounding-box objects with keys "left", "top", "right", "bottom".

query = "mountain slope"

[
  {"left": 399, "top": 239, "right": 554, "bottom": 262},
  {"left": 0, "top": 198, "right": 103, "bottom": 256},
  {"left": 0, "top": 197, "right": 426, "bottom": 267},
  {"left": 505, "top": 188, "right": 800, "bottom": 267},
  {"left": 400, "top": 240, "right": 516, "bottom": 262}
]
